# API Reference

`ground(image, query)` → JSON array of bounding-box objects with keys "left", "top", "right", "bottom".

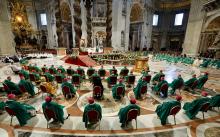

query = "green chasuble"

[
  {"left": 57, "top": 73, "right": 66, "bottom": 79},
  {"left": 169, "top": 77, "right": 184, "bottom": 95},
  {"left": 184, "top": 77, "right": 197, "bottom": 87},
  {"left": 31, "top": 72, "right": 40, "bottom": 81},
  {"left": 19, "top": 69, "right": 29, "bottom": 79},
  {"left": 83, "top": 103, "right": 102, "bottom": 124},
  {"left": 4, "top": 80, "right": 21, "bottom": 95},
  {"left": 196, "top": 75, "right": 208, "bottom": 89},
  {"left": 120, "top": 68, "right": 129, "bottom": 75},
  {"left": 153, "top": 80, "right": 168, "bottom": 92},
  {"left": 61, "top": 81, "right": 76, "bottom": 94},
  {"left": 0, "top": 102, "right": 6, "bottom": 111},
  {"left": 33, "top": 66, "right": 41, "bottom": 72},
  {"left": 209, "top": 94, "right": 220, "bottom": 107},
  {"left": 156, "top": 101, "right": 181, "bottom": 125},
  {"left": 49, "top": 67, "right": 57, "bottom": 74},
  {"left": 58, "top": 66, "right": 66, "bottom": 73},
  {"left": 133, "top": 80, "right": 148, "bottom": 99},
  {"left": 112, "top": 83, "right": 125, "bottom": 100},
  {"left": 152, "top": 72, "right": 164, "bottom": 82},
  {"left": 183, "top": 97, "right": 210, "bottom": 119},
  {"left": 118, "top": 104, "right": 140, "bottom": 124},
  {"left": 6, "top": 100, "right": 35, "bottom": 126},
  {"left": 45, "top": 72, "right": 55, "bottom": 82},
  {"left": 18, "top": 79, "right": 35, "bottom": 96},
  {"left": 42, "top": 101, "right": 65, "bottom": 123}
]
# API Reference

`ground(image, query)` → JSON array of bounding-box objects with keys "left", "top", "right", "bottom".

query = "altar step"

[{"left": 64, "top": 55, "right": 97, "bottom": 67}]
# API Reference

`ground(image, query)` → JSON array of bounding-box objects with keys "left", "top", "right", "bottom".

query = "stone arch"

[{"left": 203, "top": 12, "right": 220, "bottom": 31}]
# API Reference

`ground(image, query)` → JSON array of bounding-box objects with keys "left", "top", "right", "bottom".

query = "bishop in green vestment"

[
  {"left": 83, "top": 97, "right": 102, "bottom": 128},
  {"left": 196, "top": 72, "right": 208, "bottom": 89},
  {"left": 61, "top": 78, "right": 76, "bottom": 94},
  {"left": 133, "top": 77, "right": 148, "bottom": 99},
  {"left": 77, "top": 66, "right": 85, "bottom": 79},
  {"left": 110, "top": 66, "right": 118, "bottom": 76},
  {"left": 30, "top": 70, "right": 40, "bottom": 81},
  {"left": 4, "top": 76, "right": 21, "bottom": 95},
  {"left": 56, "top": 70, "right": 66, "bottom": 79},
  {"left": 98, "top": 66, "right": 106, "bottom": 77},
  {"left": 44, "top": 70, "right": 55, "bottom": 82},
  {"left": 153, "top": 77, "right": 168, "bottom": 93},
  {"left": 118, "top": 99, "right": 140, "bottom": 127},
  {"left": 33, "top": 64, "right": 41, "bottom": 72},
  {"left": 106, "top": 71, "right": 117, "bottom": 83},
  {"left": 19, "top": 67, "right": 29, "bottom": 79},
  {"left": 209, "top": 94, "right": 220, "bottom": 108},
  {"left": 152, "top": 70, "right": 164, "bottom": 83},
  {"left": 169, "top": 74, "right": 184, "bottom": 95},
  {"left": 49, "top": 65, "right": 57, "bottom": 74},
  {"left": 184, "top": 74, "right": 197, "bottom": 88},
  {"left": 58, "top": 65, "right": 66, "bottom": 73},
  {"left": 42, "top": 96, "right": 69, "bottom": 124},
  {"left": 41, "top": 64, "right": 48, "bottom": 72},
  {"left": 120, "top": 66, "right": 129, "bottom": 76},
  {"left": 18, "top": 76, "right": 35, "bottom": 97},
  {"left": 112, "top": 79, "right": 125, "bottom": 100},
  {"left": 183, "top": 91, "right": 210, "bottom": 119},
  {"left": 5, "top": 94, "right": 36, "bottom": 126},
  {"left": 156, "top": 95, "right": 182, "bottom": 125}
]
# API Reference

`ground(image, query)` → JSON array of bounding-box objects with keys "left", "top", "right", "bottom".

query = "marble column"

[
  {"left": 183, "top": 0, "right": 206, "bottom": 56},
  {"left": 0, "top": 0, "right": 16, "bottom": 55}
]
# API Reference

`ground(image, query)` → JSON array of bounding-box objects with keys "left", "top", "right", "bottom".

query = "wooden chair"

[
  {"left": 93, "top": 86, "right": 102, "bottom": 99},
  {"left": 62, "top": 86, "right": 74, "bottom": 99},
  {"left": 126, "top": 109, "right": 139, "bottom": 129},
  {"left": 120, "top": 69, "right": 129, "bottom": 77},
  {"left": 43, "top": 107, "right": 57, "bottom": 128},
  {"left": 5, "top": 106, "right": 16, "bottom": 126},
  {"left": 116, "top": 86, "right": 125, "bottom": 99},
  {"left": 107, "top": 76, "right": 117, "bottom": 88},
  {"left": 159, "top": 83, "right": 169, "bottom": 98},
  {"left": 199, "top": 102, "right": 210, "bottom": 120},
  {"left": 86, "top": 110, "right": 101, "bottom": 130},
  {"left": 126, "top": 76, "right": 136, "bottom": 87},
  {"left": 169, "top": 105, "right": 181, "bottom": 125},
  {"left": 98, "top": 70, "right": 106, "bottom": 78},
  {"left": 72, "top": 75, "right": 81, "bottom": 88}
]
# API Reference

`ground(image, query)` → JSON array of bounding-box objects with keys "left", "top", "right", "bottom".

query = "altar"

[{"left": 133, "top": 57, "right": 149, "bottom": 73}]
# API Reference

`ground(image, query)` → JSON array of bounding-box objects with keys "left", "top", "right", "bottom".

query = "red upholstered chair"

[
  {"left": 159, "top": 83, "right": 169, "bottom": 98},
  {"left": 144, "top": 75, "right": 152, "bottom": 83},
  {"left": 191, "top": 80, "right": 198, "bottom": 90},
  {"left": 43, "top": 107, "right": 57, "bottom": 128},
  {"left": 62, "top": 86, "right": 74, "bottom": 99},
  {"left": 120, "top": 69, "right": 129, "bottom": 77},
  {"left": 18, "top": 73, "right": 24, "bottom": 78},
  {"left": 19, "top": 85, "right": 26, "bottom": 93},
  {"left": 126, "top": 76, "right": 135, "bottom": 87},
  {"left": 40, "top": 85, "right": 48, "bottom": 99},
  {"left": 140, "top": 85, "right": 148, "bottom": 98},
  {"left": 55, "top": 75, "right": 63, "bottom": 84},
  {"left": 126, "top": 109, "right": 139, "bottom": 129},
  {"left": 169, "top": 105, "right": 181, "bottom": 125},
  {"left": 5, "top": 106, "right": 16, "bottom": 126},
  {"left": 98, "top": 70, "right": 106, "bottom": 78},
  {"left": 107, "top": 76, "right": 117, "bottom": 88},
  {"left": 93, "top": 86, "right": 102, "bottom": 99},
  {"left": 72, "top": 75, "right": 81, "bottom": 88},
  {"left": 86, "top": 110, "right": 100, "bottom": 130},
  {"left": 116, "top": 86, "right": 125, "bottom": 99},
  {"left": 200, "top": 102, "right": 210, "bottom": 120}
]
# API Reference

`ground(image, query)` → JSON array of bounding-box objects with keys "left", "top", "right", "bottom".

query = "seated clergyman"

[
  {"left": 183, "top": 91, "right": 210, "bottom": 119},
  {"left": 118, "top": 98, "right": 140, "bottom": 127},
  {"left": 133, "top": 77, "right": 148, "bottom": 99},
  {"left": 152, "top": 77, "right": 168, "bottom": 97},
  {"left": 112, "top": 79, "right": 125, "bottom": 100},
  {"left": 156, "top": 95, "right": 182, "bottom": 125},
  {"left": 196, "top": 72, "right": 208, "bottom": 89},
  {"left": 152, "top": 70, "right": 164, "bottom": 84},
  {"left": 169, "top": 74, "right": 184, "bottom": 95},
  {"left": 58, "top": 65, "right": 66, "bottom": 73},
  {"left": 184, "top": 74, "right": 197, "bottom": 88},
  {"left": 4, "top": 76, "right": 22, "bottom": 95},
  {"left": 42, "top": 96, "right": 70, "bottom": 124},
  {"left": 61, "top": 78, "right": 76, "bottom": 95},
  {"left": 209, "top": 94, "right": 220, "bottom": 108},
  {"left": 19, "top": 66, "right": 29, "bottom": 79},
  {"left": 18, "top": 76, "right": 35, "bottom": 97},
  {"left": 44, "top": 69, "right": 55, "bottom": 82},
  {"left": 5, "top": 94, "right": 36, "bottom": 126},
  {"left": 83, "top": 97, "right": 102, "bottom": 128}
]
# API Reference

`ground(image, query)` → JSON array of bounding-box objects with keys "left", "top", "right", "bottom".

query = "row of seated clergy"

[
  {"left": 1, "top": 93, "right": 220, "bottom": 127},
  {"left": 156, "top": 92, "right": 220, "bottom": 125}
]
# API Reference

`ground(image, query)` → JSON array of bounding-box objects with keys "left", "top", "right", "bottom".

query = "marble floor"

[{"left": 0, "top": 56, "right": 220, "bottom": 137}]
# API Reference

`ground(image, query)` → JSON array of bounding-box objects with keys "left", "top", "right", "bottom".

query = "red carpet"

[{"left": 64, "top": 55, "right": 97, "bottom": 67}]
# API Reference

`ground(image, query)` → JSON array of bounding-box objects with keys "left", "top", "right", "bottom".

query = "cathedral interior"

[{"left": 0, "top": 0, "right": 220, "bottom": 137}]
